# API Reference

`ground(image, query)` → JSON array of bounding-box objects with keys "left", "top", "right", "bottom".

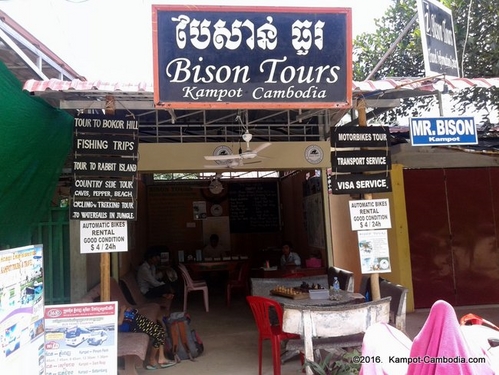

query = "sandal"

[
  {"left": 145, "top": 364, "right": 158, "bottom": 370},
  {"left": 159, "top": 361, "right": 177, "bottom": 368}
]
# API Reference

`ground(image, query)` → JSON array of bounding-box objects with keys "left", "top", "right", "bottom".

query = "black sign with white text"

[
  {"left": 71, "top": 178, "right": 136, "bottom": 199},
  {"left": 331, "top": 149, "right": 391, "bottom": 173},
  {"left": 74, "top": 114, "right": 139, "bottom": 134},
  {"left": 73, "top": 133, "right": 138, "bottom": 156},
  {"left": 332, "top": 173, "right": 392, "bottom": 195},
  {"left": 72, "top": 157, "right": 137, "bottom": 177},
  {"left": 71, "top": 200, "right": 136, "bottom": 221},
  {"left": 331, "top": 126, "right": 390, "bottom": 148},
  {"left": 71, "top": 114, "right": 139, "bottom": 221}
]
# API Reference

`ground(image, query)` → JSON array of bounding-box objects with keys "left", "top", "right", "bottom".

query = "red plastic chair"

[
  {"left": 246, "top": 296, "right": 300, "bottom": 375},
  {"left": 226, "top": 261, "right": 250, "bottom": 307}
]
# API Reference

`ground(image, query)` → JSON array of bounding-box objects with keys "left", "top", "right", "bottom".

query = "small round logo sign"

[
  {"left": 213, "top": 145, "right": 233, "bottom": 165},
  {"left": 304, "top": 145, "right": 324, "bottom": 164}
]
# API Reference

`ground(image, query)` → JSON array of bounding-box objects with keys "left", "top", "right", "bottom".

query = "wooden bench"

[
  {"left": 282, "top": 297, "right": 391, "bottom": 375},
  {"left": 79, "top": 278, "right": 163, "bottom": 375},
  {"left": 119, "top": 271, "right": 172, "bottom": 317},
  {"left": 359, "top": 276, "right": 409, "bottom": 332}
]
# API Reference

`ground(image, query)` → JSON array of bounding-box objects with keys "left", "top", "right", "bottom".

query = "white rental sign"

[
  {"left": 80, "top": 220, "right": 128, "bottom": 253},
  {"left": 349, "top": 199, "right": 391, "bottom": 231}
]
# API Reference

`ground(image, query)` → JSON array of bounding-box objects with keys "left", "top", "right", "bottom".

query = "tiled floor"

[{"left": 134, "top": 288, "right": 499, "bottom": 375}]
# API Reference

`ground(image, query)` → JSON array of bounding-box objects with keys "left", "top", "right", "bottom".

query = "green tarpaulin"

[{"left": 0, "top": 61, "right": 73, "bottom": 248}]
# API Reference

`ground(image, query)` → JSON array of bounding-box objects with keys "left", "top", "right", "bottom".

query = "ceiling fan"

[{"left": 204, "top": 129, "right": 272, "bottom": 168}]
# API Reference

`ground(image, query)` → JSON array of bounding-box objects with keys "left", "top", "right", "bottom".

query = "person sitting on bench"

[{"left": 137, "top": 248, "right": 174, "bottom": 300}]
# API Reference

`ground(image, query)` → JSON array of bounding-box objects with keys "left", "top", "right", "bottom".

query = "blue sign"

[
  {"left": 152, "top": 6, "right": 352, "bottom": 109},
  {"left": 409, "top": 117, "right": 477, "bottom": 146}
]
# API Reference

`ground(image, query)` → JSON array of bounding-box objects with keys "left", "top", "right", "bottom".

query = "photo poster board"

[
  {"left": 202, "top": 216, "right": 231, "bottom": 254},
  {"left": 358, "top": 230, "right": 392, "bottom": 274},
  {"left": 0, "top": 244, "right": 45, "bottom": 374},
  {"left": 44, "top": 302, "right": 118, "bottom": 375}
]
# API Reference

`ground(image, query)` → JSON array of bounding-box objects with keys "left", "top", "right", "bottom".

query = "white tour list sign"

[
  {"left": 349, "top": 198, "right": 391, "bottom": 231},
  {"left": 80, "top": 220, "right": 128, "bottom": 253}
]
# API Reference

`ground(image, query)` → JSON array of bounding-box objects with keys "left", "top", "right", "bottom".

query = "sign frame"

[{"left": 152, "top": 5, "right": 352, "bottom": 109}]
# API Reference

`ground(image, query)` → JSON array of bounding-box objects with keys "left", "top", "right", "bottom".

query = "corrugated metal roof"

[{"left": 22, "top": 76, "right": 499, "bottom": 94}]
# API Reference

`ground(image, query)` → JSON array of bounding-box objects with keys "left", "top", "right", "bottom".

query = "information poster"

[
  {"left": 44, "top": 302, "right": 118, "bottom": 375},
  {"left": 0, "top": 244, "right": 45, "bottom": 374},
  {"left": 358, "top": 230, "right": 391, "bottom": 274}
]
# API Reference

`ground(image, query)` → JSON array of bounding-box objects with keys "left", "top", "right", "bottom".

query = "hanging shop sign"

[
  {"left": 72, "top": 157, "right": 137, "bottom": 176},
  {"left": 152, "top": 5, "right": 352, "bottom": 109},
  {"left": 71, "top": 200, "right": 136, "bottom": 220},
  {"left": 349, "top": 198, "right": 392, "bottom": 231},
  {"left": 331, "top": 173, "right": 392, "bottom": 195},
  {"left": 71, "top": 178, "right": 136, "bottom": 199},
  {"left": 73, "top": 134, "right": 138, "bottom": 156},
  {"left": 409, "top": 116, "right": 477, "bottom": 146},
  {"left": 330, "top": 126, "right": 390, "bottom": 148},
  {"left": 331, "top": 149, "right": 391, "bottom": 173},
  {"left": 416, "top": 0, "right": 459, "bottom": 78},
  {"left": 71, "top": 114, "right": 138, "bottom": 221}
]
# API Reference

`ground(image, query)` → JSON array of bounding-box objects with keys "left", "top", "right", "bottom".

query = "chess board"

[{"left": 269, "top": 287, "right": 309, "bottom": 299}]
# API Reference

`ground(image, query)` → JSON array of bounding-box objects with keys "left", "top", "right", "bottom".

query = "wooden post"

[
  {"left": 356, "top": 99, "right": 381, "bottom": 301},
  {"left": 99, "top": 95, "right": 116, "bottom": 302}
]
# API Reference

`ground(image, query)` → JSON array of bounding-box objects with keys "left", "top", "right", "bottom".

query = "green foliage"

[
  {"left": 302, "top": 349, "right": 361, "bottom": 375},
  {"left": 353, "top": 0, "right": 499, "bottom": 124}
]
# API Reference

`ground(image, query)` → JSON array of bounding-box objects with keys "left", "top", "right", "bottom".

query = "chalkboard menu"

[{"left": 228, "top": 181, "right": 280, "bottom": 233}]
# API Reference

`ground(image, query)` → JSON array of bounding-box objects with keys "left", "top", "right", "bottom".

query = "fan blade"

[
  {"left": 252, "top": 142, "right": 272, "bottom": 154},
  {"left": 204, "top": 154, "right": 239, "bottom": 161},
  {"left": 204, "top": 164, "right": 228, "bottom": 169}
]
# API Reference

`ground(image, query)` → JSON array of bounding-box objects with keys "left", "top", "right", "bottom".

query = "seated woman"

[{"left": 118, "top": 304, "right": 177, "bottom": 370}]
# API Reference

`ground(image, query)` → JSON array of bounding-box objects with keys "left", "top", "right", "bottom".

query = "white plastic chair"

[{"left": 177, "top": 263, "right": 209, "bottom": 312}]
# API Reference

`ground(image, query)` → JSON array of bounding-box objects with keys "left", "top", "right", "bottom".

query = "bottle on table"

[{"left": 332, "top": 277, "right": 340, "bottom": 295}]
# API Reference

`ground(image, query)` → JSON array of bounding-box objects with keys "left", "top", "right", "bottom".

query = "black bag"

[{"left": 164, "top": 312, "right": 204, "bottom": 361}]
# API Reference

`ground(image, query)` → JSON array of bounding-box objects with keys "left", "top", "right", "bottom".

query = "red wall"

[{"left": 405, "top": 168, "right": 499, "bottom": 308}]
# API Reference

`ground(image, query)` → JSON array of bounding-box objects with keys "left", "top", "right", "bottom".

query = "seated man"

[
  {"left": 280, "top": 241, "right": 301, "bottom": 268},
  {"left": 203, "top": 234, "right": 227, "bottom": 259},
  {"left": 137, "top": 248, "right": 174, "bottom": 299}
]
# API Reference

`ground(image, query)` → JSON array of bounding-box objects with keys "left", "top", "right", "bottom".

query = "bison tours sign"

[{"left": 152, "top": 5, "right": 352, "bottom": 109}]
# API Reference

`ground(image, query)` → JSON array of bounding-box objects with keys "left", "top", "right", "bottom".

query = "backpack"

[{"left": 164, "top": 312, "right": 204, "bottom": 361}]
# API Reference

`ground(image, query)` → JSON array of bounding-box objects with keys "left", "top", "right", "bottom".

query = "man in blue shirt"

[{"left": 280, "top": 241, "right": 301, "bottom": 268}]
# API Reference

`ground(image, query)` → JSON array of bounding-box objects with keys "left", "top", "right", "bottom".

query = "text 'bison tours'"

[
  {"left": 152, "top": 5, "right": 352, "bottom": 109},
  {"left": 71, "top": 114, "right": 139, "bottom": 253}
]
